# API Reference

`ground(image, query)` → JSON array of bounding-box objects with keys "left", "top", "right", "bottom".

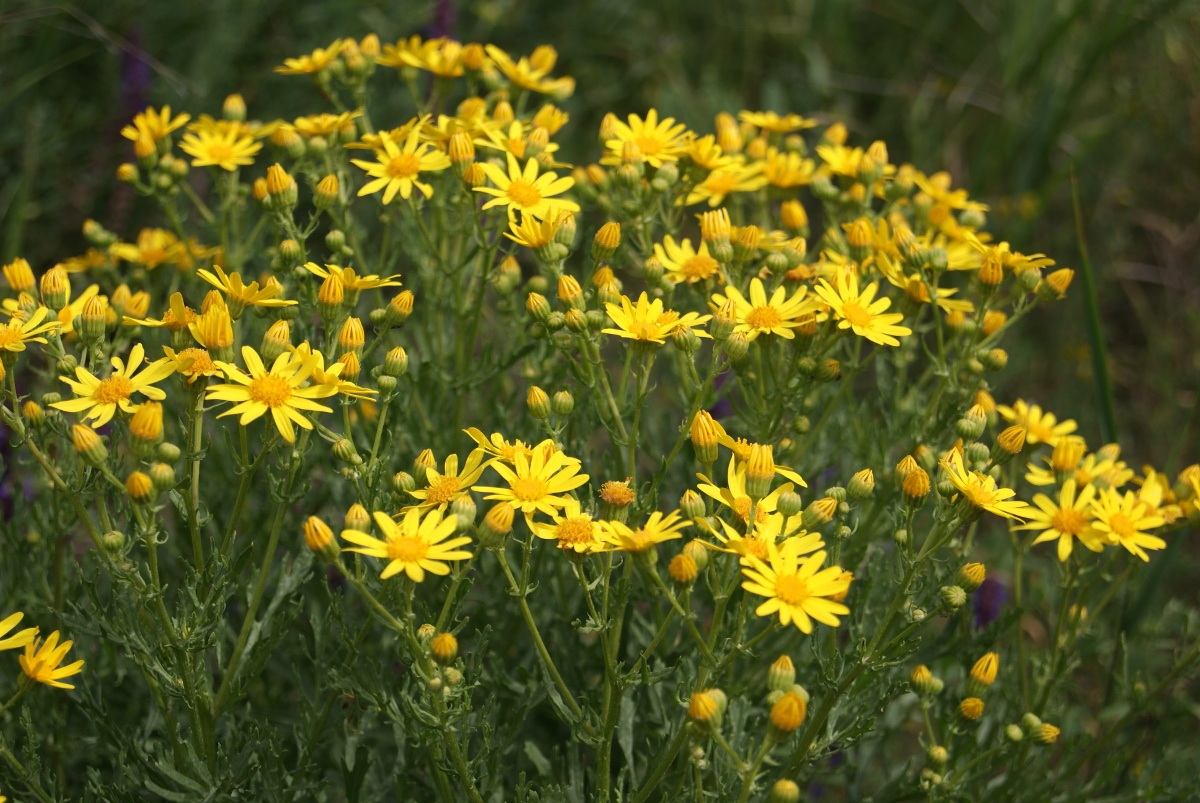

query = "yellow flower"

[
  {"left": 473, "top": 440, "right": 590, "bottom": 517},
  {"left": 121, "top": 106, "right": 190, "bottom": 142},
  {"left": 602, "top": 510, "right": 690, "bottom": 553},
  {"left": 351, "top": 128, "right": 451, "bottom": 203},
  {"left": 601, "top": 109, "right": 690, "bottom": 168},
  {"left": 198, "top": 266, "right": 296, "bottom": 316},
  {"left": 0, "top": 612, "right": 37, "bottom": 652},
  {"left": 741, "top": 545, "right": 851, "bottom": 633},
  {"left": 406, "top": 449, "right": 491, "bottom": 510},
  {"left": 484, "top": 45, "right": 574, "bottom": 95},
  {"left": 602, "top": 292, "right": 711, "bottom": 346},
  {"left": 506, "top": 209, "right": 570, "bottom": 250},
  {"left": 685, "top": 162, "right": 769, "bottom": 207},
  {"left": 287, "top": 342, "right": 377, "bottom": 401},
  {"left": 180, "top": 128, "right": 261, "bottom": 171},
  {"left": 699, "top": 516, "right": 824, "bottom": 567},
  {"left": 122, "top": 291, "right": 196, "bottom": 331},
  {"left": 463, "top": 428, "right": 537, "bottom": 465},
  {"left": 686, "top": 134, "right": 735, "bottom": 171},
  {"left": 940, "top": 450, "right": 1032, "bottom": 521},
  {"left": 109, "top": 228, "right": 186, "bottom": 270},
  {"left": 1090, "top": 488, "right": 1166, "bottom": 562},
  {"left": 377, "top": 36, "right": 464, "bottom": 77},
  {"left": 52, "top": 343, "right": 174, "bottom": 426},
  {"left": 738, "top": 111, "right": 817, "bottom": 134},
  {"left": 654, "top": 236, "right": 723, "bottom": 285},
  {"left": 292, "top": 110, "right": 361, "bottom": 139},
  {"left": 696, "top": 458, "right": 802, "bottom": 535},
  {"left": 529, "top": 498, "right": 611, "bottom": 554},
  {"left": 474, "top": 152, "right": 579, "bottom": 219},
  {"left": 341, "top": 509, "right": 471, "bottom": 582},
  {"left": 0, "top": 307, "right": 60, "bottom": 359},
  {"left": 762, "top": 147, "right": 816, "bottom": 188},
  {"left": 816, "top": 143, "right": 896, "bottom": 179},
  {"left": 302, "top": 262, "right": 402, "bottom": 292},
  {"left": 206, "top": 346, "right": 338, "bottom": 443},
  {"left": 19, "top": 631, "right": 84, "bottom": 690},
  {"left": 814, "top": 270, "right": 911, "bottom": 347},
  {"left": 275, "top": 40, "right": 345, "bottom": 74},
  {"left": 1017, "top": 480, "right": 1105, "bottom": 562},
  {"left": 711, "top": 277, "right": 818, "bottom": 341},
  {"left": 996, "top": 400, "right": 1077, "bottom": 447}
]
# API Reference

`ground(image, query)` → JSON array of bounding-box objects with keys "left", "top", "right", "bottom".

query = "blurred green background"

[{"left": 1, "top": 0, "right": 1196, "bottom": 467}]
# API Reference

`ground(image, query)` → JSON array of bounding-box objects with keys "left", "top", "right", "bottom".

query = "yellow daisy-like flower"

[
  {"left": 198, "top": 265, "right": 296, "bottom": 315},
  {"left": 463, "top": 428, "right": 538, "bottom": 466},
  {"left": 0, "top": 612, "right": 37, "bottom": 652},
  {"left": 121, "top": 106, "right": 190, "bottom": 142},
  {"left": 529, "top": 498, "right": 611, "bottom": 554},
  {"left": 1017, "top": 480, "right": 1105, "bottom": 562},
  {"left": 293, "top": 110, "right": 362, "bottom": 139},
  {"left": 506, "top": 209, "right": 569, "bottom": 250},
  {"left": 0, "top": 307, "right": 60, "bottom": 359},
  {"left": 351, "top": 128, "right": 451, "bottom": 203},
  {"left": 601, "top": 109, "right": 691, "bottom": 168},
  {"left": 762, "top": 147, "right": 816, "bottom": 188},
  {"left": 741, "top": 545, "right": 850, "bottom": 633},
  {"left": 302, "top": 262, "right": 402, "bottom": 293},
  {"left": 275, "top": 40, "right": 345, "bottom": 74},
  {"left": 19, "top": 631, "right": 84, "bottom": 690},
  {"left": 685, "top": 162, "right": 769, "bottom": 207},
  {"left": 602, "top": 292, "right": 712, "bottom": 347},
  {"left": 997, "top": 400, "right": 1077, "bottom": 447},
  {"left": 474, "top": 152, "right": 579, "bottom": 220},
  {"left": 341, "top": 509, "right": 471, "bottom": 582},
  {"left": 696, "top": 458, "right": 802, "bottom": 534},
  {"left": 711, "top": 277, "right": 818, "bottom": 341},
  {"left": 655, "top": 236, "right": 723, "bottom": 285},
  {"left": 51, "top": 343, "right": 174, "bottom": 427},
  {"left": 122, "top": 291, "right": 196, "bottom": 331},
  {"left": 602, "top": 510, "right": 690, "bottom": 553},
  {"left": 940, "top": 451, "right": 1032, "bottom": 521},
  {"left": 1090, "top": 488, "right": 1166, "bottom": 562},
  {"left": 406, "top": 449, "right": 491, "bottom": 510},
  {"left": 378, "top": 36, "right": 464, "bottom": 78},
  {"left": 162, "top": 346, "right": 221, "bottom": 385},
  {"left": 206, "top": 346, "right": 338, "bottom": 444},
  {"left": 814, "top": 270, "right": 911, "bottom": 347},
  {"left": 180, "top": 128, "right": 261, "bottom": 171},
  {"left": 738, "top": 111, "right": 818, "bottom": 134},
  {"left": 697, "top": 514, "right": 824, "bottom": 567},
  {"left": 473, "top": 440, "right": 590, "bottom": 517},
  {"left": 109, "top": 228, "right": 186, "bottom": 270},
  {"left": 687, "top": 134, "right": 735, "bottom": 171},
  {"left": 815, "top": 143, "right": 896, "bottom": 179},
  {"left": 484, "top": 45, "right": 573, "bottom": 96},
  {"left": 287, "top": 342, "right": 377, "bottom": 401}
]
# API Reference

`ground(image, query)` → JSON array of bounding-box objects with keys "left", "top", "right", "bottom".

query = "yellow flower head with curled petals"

[
  {"left": 342, "top": 509, "right": 471, "bottom": 582},
  {"left": 473, "top": 439, "right": 589, "bottom": 517},
  {"left": 603, "top": 292, "right": 711, "bottom": 347},
  {"left": 352, "top": 128, "right": 451, "bottom": 203},
  {"left": 601, "top": 109, "right": 690, "bottom": 168},
  {"left": 474, "top": 152, "right": 579, "bottom": 220},
  {"left": 20, "top": 630, "right": 85, "bottom": 690},
  {"left": 741, "top": 544, "right": 851, "bottom": 633},
  {"left": 940, "top": 451, "right": 1032, "bottom": 521},
  {"left": 711, "top": 278, "right": 818, "bottom": 341},
  {"left": 814, "top": 270, "right": 911, "bottom": 347},
  {"left": 52, "top": 343, "right": 175, "bottom": 427},
  {"left": 205, "top": 346, "right": 338, "bottom": 443}
]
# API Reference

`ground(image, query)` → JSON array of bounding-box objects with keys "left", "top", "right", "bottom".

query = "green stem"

[
  {"left": 186, "top": 387, "right": 207, "bottom": 574},
  {"left": 0, "top": 688, "right": 26, "bottom": 718}
]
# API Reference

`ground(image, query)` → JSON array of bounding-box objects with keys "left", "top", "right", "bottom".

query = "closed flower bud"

[
  {"left": 847, "top": 469, "right": 875, "bottom": 500},
  {"left": 564, "top": 308, "right": 588, "bottom": 333},
  {"left": 266, "top": 163, "right": 298, "bottom": 209},
  {"left": 911, "top": 665, "right": 936, "bottom": 696},
  {"left": 317, "top": 275, "right": 344, "bottom": 321},
  {"left": 927, "top": 745, "right": 948, "bottom": 769},
  {"left": 382, "top": 346, "right": 408, "bottom": 377},
  {"left": 895, "top": 455, "right": 920, "bottom": 486},
  {"left": 126, "top": 471, "right": 155, "bottom": 504},
  {"left": 448, "top": 132, "right": 475, "bottom": 170},
  {"left": 771, "top": 490, "right": 801, "bottom": 520},
  {"left": 100, "top": 530, "right": 126, "bottom": 554},
  {"left": 345, "top": 504, "right": 370, "bottom": 532},
  {"left": 451, "top": 494, "right": 477, "bottom": 532},
  {"left": 338, "top": 317, "right": 365, "bottom": 356},
  {"left": 462, "top": 162, "right": 486, "bottom": 187},
  {"left": 672, "top": 326, "right": 701, "bottom": 353},
  {"left": 431, "top": 632, "right": 458, "bottom": 665},
  {"left": 966, "top": 442, "right": 990, "bottom": 464},
  {"left": 389, "top": 472, "right": 415, "bottom": 497},
  {"left": 3, "top": 258, "right": 35, "bottom": 292},
  {"left": 781, "top": 200, "right": 808, "bottom": 232},
  {"left": 526, "top": 292, "right": 552, "bottom": 323},
  {"left": 814, "top": 358, "right": 841, "bottom": 382},
  {"left": 557, "top": 274, "right": 583, "bottom": 309},
  {"left": 303, "top": 515, "right": 339, "bottom": 560},
  {"left": 668, "top": 553, "right": 698, "bottom": 586},
  {"left": 22, "top": 400, "right": 44, "bottom": 428},
  {"left": 260, "top": 319, "right": 291, "bottom": 364},
  {"left": 956, "top": 562, "right": 986, "bottom": 593},
  {"left": 724, "top": 331, "right": 750, "bottom": 361},
  {"left": 745, "top": 444, "right": 775, "bottom": 501},
  {"left": 689, "top": 411, "right": 722, "bottom": 464},
  {"left": 767, "top": 780, "right": 801, "bottom": 803},
  {"left": 995, "top": 425, "right": 1027, "bottom": 457},
  {"left": 682, "top": 539, "right": 709, "bottom": 572},
  {"left": 967, "top": 652, "right": 999, "bottom": 696},
  {"left": 332, "top": 438, "right": 361, "bottom": 465},
  {"left": 802, "top": 497, "right": 837, "bottom": 528},
  {"left": 1040, "top": 269, "right": 1074, "bottom": 300},
  {"left": 130, "top": 401, "right": 164, "bottom": 457},
  {"left": 940, "top": 585, "right": 966, "bottom": 610},
  {"left": 698, "top": 208, "right": 733, "bottom": 247},
  {"left": 768, "top": 655, "right": 796, "bottom": 693},
  {"left": 981, "top": 310, "right": 1008, "bottom": 336},
  {"left": 314, "top": 174, "right": 339, "bottom": 210},
  {"left": 979, "top": 256, "right": 1003, "bottom": 287},
  {"left": 981, "top": 348, "right": 1007, "bottom": 371},
  {"left": 549, "top": 390, "right": 574, "bottom": 416},
  {"left": 412, "top": 450, "right": 436, "bottom": 487},
  {"left": 959, "top": 697, "right": 984, "bottom": 722},
  {"left": 148, "top": 462, "right": 176, "bottom": 490},
  {"left": 592, "top": 222, "right": 621, "bottom": 261},
  {"left": 479, "top": 502, "right": 515, "bottom": 549},
  {"left": 252, "top": 177, "right": 271, "bottom": 202},
  {"left": 902, "top": 468, "right": 930, "bottom": 508},
  {"left": 336, "top": 351, "right": 361, "bottom": 383},
  {"left": 768, "top": 691, "right": 807, "bottom": 738},
  {"left": 77, "top": 295, "right": 106, "bottom": 342},
  {"left": 955, "top": 405, "right": 987, "bottom": 441},
  {"left": 1032, "top": 723, "right": 1060, "bottom": 745},
  {"left": 527, "top": 386, "right": 551, "bottom": 420},
  {"left": 72, "top": 424, "right": 108, "bottom": 466},
  {"left": 688, "top": 690, "right": 722, "bottom": 731}
]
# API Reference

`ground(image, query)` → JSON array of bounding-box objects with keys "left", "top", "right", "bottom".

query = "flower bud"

[
  {"left": 333, "top": 438, "right": 361, "bottom": 465},
  {"left": 266, "top": 163, "right": 298, "bottom": 210},
  {"left": 668, "top": 553, "right": 698, "bottom": 587},
  {"left": 126, "top": 471, "right": 155, "bottom": 504},
  {"left": 338, "top": 317, "right": 365, "bottom": 357},
  {"left": 956, "top": 562, "right": 985, "bottom": 592},
  {"left": 303, "top": 515, "right": 339, "bottom": 561},
  {"left": 981, "top": 348, "right": 1007, "bottom": 371},
  {"left": 966, "top": 652, "right": 999, "bottom": 697},
  {"left": 527, "top": 386, "right": 551, "bottom": 420},
  {"left": 682, "top": 539, "right": 709, "bottom": 572},
  {"left": 801, "top": 497, "right": 837, "bottom": 528},
  {"left": 1039, "top": 269, "right": 1074, "bottom": 300},
  {"left": 149, "top": 462, "right": 176, "bottom": 490},
  {"left": 768, "top": 692, "right": 807, "bottom": 740},
  {"left": 724, "top": 331, "right": 750, "bottom": 362},
  {"left": 958, "top": 697, "right": 984, "bottom": 722},
  {"left": 345, "top": 504, "right": 370, "bottom": 532},
  {"left": 1032, "top": 723, "right": 1060, "bottom": 745},
  {"left": 773, "top": 490, "right": 802, "bottom": 520},
  {"left": 767, "top": 780, "right": 801, "bottom": 803},
  {"left": 412, "top": 449, "right": 436, "bottom": 487},
  {"left": 995, "top": 425, "right": 1026, "bottom": 459},
  {"left": 383, "top": 347, "right": 409, "bottom": 377},
  {"left": 526, "top": 292, "right": 552, "bottom": 323},
  {"left": 314, "top": 174, "right": 339, "bottom": 211},
  {"left": 847, "top": 469, "right": 875, "bottom": 501},
  {"left": 940, "top": 585, "right": 966, "bottom": 611},
  {"left": 22, "top": 400, "right": 44, "bottom": 428},
  {"left": 385, "top": 290, "right": 414, "bottom": 326},
  {"left": 767, "top": 655, "right": 796, "bottom": 693},
  {"left": 260, "top": 320, "right": 291, "bottom": 365},
  {"left": 955, "top": 405, "right": 987, "bottom": 441},
  {"left": 451, "top": 495, "right": 477, "bottom": 532},
  {"left": 690, "top": 411, "right": 721, "bottom": 465},
  {"left": 130, "top": 401, "right": 164, "bottom": 458},
  {"left": 278, "top": 239, "right": 303, "bottom": 266},
  {"left": 72, "top": 424, "right": 108, "bottom": 467},
  {"left": 814, "top": 358, "right": 841, "bottom": 382},
  {"left": 903, "top": 467, "right": 930, "bottom": 508},
  {"left": 745, "top": 444, "right": 775, "bottom": 501},
  {"left": 431, "top": 632, "right": 458, "bottom": 665},
  {"left": 709, "top": 299, "right": 737, "bottom": 341},
  {"left": 688, "top": 690, "right": 722, "bottom": 732},
  {"left": 317, "top": 275, "right": 344, "bottom": 321},
  {"left": 911, "top": 665, "right": 936, "bottom": 696},
  {"left": 479, "top": 502, "right": 515, "bottom": 549}
]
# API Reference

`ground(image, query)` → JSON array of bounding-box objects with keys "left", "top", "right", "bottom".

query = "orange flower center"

[
  {"left": 206, "top": 144, "right": 235, "bottom": 163},
  {"left": 94, "top": 376, "right": 134, "bottom": 404},
  {"left": 511, "top": 477, "right": 548, "bottom": 501},
  {"left": 506, "top": 180, "right": 542, "bottom": 208},
  {"left": 497, "top": 442, "right": 533, "bottom": 464},
  {"left": 175, "top": 347, "right": 215, "bottom": 376},
  {"left": 386, "top": 153, "right": 421, "bottom": 179},
  {"left": 387, "top": 534, "right": 429, "bottom": 563},
  {"left": 774, "top": 574, "right": 811, "bottom": 606},
  {"left": 634, "top": 135, "right": 663, "bottom": 156},
  {"left": 1106, "top": 512, "right": 1135, "bottom": 538},
  {"left": 556, "top": 516, "right": 595, "bottom": 547},
  {"left": 1051, "top": 508, "right": 1088, "bottom": 536},
  {"left": 248, "top": 375, "right": 293, "bottom": 407},
  {"left": 0, "top": 327, "right": 23, "bottom": 348},
  {"left": 840, "top": 301, "right": 873, "bottom": 328},
  {"left": 627, "top": 320, "right": 661, "bottom": 340},
  {"left": 679, "top": 255, "right": 719, "bottom": 280},
  {"left": 732, "top": 496, "right": 768, "bottom": 524},
  {"left": 704, "top": 172, "right": 737, "bottom": 195},
  {"left": 424, "top": 476, "right": 461, "bottom": 506},
  {"left": 745, "top": 305, "right": 782, "bottom": 330},
  {"left": 624, "top": 529, "right": 656, "bottom": 552},
  {"left": 738, "top": 535, "right": 769, "bottom": 559}
]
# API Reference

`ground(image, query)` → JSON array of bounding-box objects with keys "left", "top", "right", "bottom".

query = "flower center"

[
  {"left": 387, "top": 534, "right": 429, "bottom": 563},
  {"left": 506, "top": 139, "right": 527, "bottom": 159},
  {"left": 511, "top": 476, "right": 548, "bottom": 501},
  {"left": 774, "top": 574, "right": 811, "bottom": 606},
  {"left": 506, "top": 180, "right": 542, "bottom": 208},
  {"left": 1107, "top": 512, "right": 1135, "bottom": 538},
  {"left": 704, "top": 172, "right": 737, "bottom": 195},
  {"left": 739, "top": 535, "right": 769, "bottom": 559},
  {"left": 556, "top": 516, "right": 595, "bottom": 547},
  {"left": 175, "top": 348, "right": 215, "bottom": 376},
  {"left": 680, "top": 255, "right": 719, "bottom": 280},
  {"left": 424, "top": 476, "right": 461, "bottom": 505},
  {"left": 1051, "top": 508, "right": 1088, "bottom": 536},
  {"left": 625, "top": 529, "right": 655, "bottom": 552},
  {"left": 841, "top": 301, "right": 873, "bottom": 328},
  {"left": 745, "top": 305, "right": 782, "bottom": 330},
  {"left": 387, "top": 153, "right": 422, "bottom": 179},
  {"left": 732, "top": 496, "right": 768, "bottom": 524},
  {"left": 634, "top": 135, "right": 663, "bottom": 156},
  {"left": 964, "top": 484, "right": 999, "bottom": 508},
  {"left": 162, "top": 307, "right": 197, "bottom": 330},
  {"left": 0, "top": 327, "right": 21, "bottom": 348},
  {"left": 207, "top": 144, "right": 234, "bottom": 163},
  {"left": 94, "top": 376, "right": 134, "bottom": 404},
  {"left": 627, "top": 320, "right": 660, "bottom": 340},
  {"left": 248, "top": 375, "right": 293, "bottom": 407}
]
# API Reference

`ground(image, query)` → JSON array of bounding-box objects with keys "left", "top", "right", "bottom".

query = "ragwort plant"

[{"left": 0, "top": 32, "right": 1196, "bottom": 802}]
